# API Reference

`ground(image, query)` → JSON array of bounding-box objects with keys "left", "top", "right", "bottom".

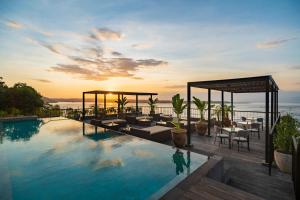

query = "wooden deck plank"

[{"left": 162, "top": 129, "right": 295, "bottom": 200}]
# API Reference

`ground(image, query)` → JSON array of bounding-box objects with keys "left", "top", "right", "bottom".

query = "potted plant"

[
  {"left": 223, "top": 104, "right": 233, "bottom": 127},
  {"left": 148, "top": 97, "right": 158, "bottom": 115},
  {"left": 171, "top": 94, "right": 187, "bottom": 147},
  {"left": 115, "top": 96, "right": 129, "bottom": 118},
  {"left": 193, "top": 96, "right": 208, "bottom": 135},
  {"left": 274, "top": 114, "right": 300, "bottom": 173},
  {"left": 213, "top": 104, "right": 233, "bottom": 127},
  {"left": 213, "top": 105, "right": 222, "bottom": 126}
]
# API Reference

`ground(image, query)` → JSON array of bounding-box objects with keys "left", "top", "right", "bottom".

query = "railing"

[
  {"left": 40, "top": 106, "right": 267, "bottom": 123},
  {"left": 268, "top": 115, "right": 281, "bottom": 175},
  {"left": 292, "top": 136, "right": 300, "bottom": 199},
  {"left": 139, "top": 106, "right": 266, "bottom": 121}
]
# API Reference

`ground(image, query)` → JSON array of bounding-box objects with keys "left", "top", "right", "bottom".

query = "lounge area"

[{"left": 82, "top": 90, "right": 178, "bottom": 143}]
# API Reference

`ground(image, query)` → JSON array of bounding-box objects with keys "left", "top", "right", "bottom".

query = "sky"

[{"left": 0, "top": 0, "right": 300, "bottom": 101}]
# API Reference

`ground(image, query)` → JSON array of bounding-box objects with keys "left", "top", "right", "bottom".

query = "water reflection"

[
  {"left": 172, "top": 149, "right": 191, "bottom": 175},
  {"left": 82, "top": 123, "right": 122, "bottom": 141},
  {"left": 0, "top": 119, "right": 42, "bottom": 143}
]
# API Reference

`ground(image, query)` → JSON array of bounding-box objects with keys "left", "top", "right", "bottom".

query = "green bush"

[{"left": 274, "top": 114, "right": 300, "bottom": 154}]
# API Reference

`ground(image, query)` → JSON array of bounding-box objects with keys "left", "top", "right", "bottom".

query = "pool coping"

[
  {"left": 158, "top": 155, "right": 224, "bottom": 199},
  {"left": 0, "top": 115, "right": 38, "bottom": 122}
]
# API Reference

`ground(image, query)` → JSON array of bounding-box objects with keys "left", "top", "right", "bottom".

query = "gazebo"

[
  {"left": 82, "top": 90, "right": 158, "bottom": 119},
  {"left": 187, "top": 75, "right": 279, "bottom": 164}
]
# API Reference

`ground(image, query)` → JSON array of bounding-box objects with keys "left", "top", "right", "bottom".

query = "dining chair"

[
  {"left": 214, "top": 125, "right": 229, "bottom": 146},
  {"left": 257, "top": 118, "right": 264, "bottom": 131},
  {"left": 232, "top": 130, "right": 250, "bottom": 151},
  {"left": 248, "top": 122, "right": 260, "bottom": 139}
]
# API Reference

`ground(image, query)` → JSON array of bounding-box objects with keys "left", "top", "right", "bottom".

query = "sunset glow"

[{"left": 0, "top": 0, "right": 300, "bottom": 100}]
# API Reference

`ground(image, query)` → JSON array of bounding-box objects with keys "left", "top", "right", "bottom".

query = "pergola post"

[
  {"left": 271, "top": 87, "right": 274, "bottom": 127},
  {"left": 121, "top": 94, "right": 124, "bottom": 113},
  {"left": 187, "top": 83, "right": 191, "bottom": 146},
  {"left": 265, "top": 80, "right": 270, "bottom": 163},
  {"left": 104, "top": 94, "right": 106, "bottom": 111},
  {"left": 117, "top": 94, "right": 120, "bottom": 114},
  {"left": 231, "top": 92, "right": 233, "bottom": 122},
  {"left": 82, "top": 92, "right": 85, "bottom": 120},
  {"left": 221, "top": 91, "right": 224, "bottom": 129},
  {"left": 136, "top": 95, "right": 138, "bottom": 113},
  {"left": 276, "top": 91, "right": 279, "bottom": 118},
  {"left": 95, "top": 93, "right": 98, "bottom": 118},
  {"left": 207, "top": 89, "right": 211, "bottom": 137}
]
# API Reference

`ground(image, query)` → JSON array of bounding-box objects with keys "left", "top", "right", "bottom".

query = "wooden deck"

[{"left": 163, "top": 129, "right": 295, "bottom": 200}]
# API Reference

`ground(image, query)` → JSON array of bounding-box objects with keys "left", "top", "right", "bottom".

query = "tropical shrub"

[
  {"left": 172, "top": 94, "right": 187, "bottom": 129},
  {"left": 148, "top": 97, "right": 158, "bottom": 114},
  {"left": 274, "top": 114, "right": 300, "bottom": 154},
  {"left": 192, "top": 97, "right": 207, "bottom": 121}
]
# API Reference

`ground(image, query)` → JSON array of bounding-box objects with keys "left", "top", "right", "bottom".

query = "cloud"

[
  {"left": 50, "top": 54, "right": 167, "bottom": 81},
  {"left": 165, "top": 84, "right": 186, "bottom": 89},
  {"left": 256, "top": 37, "right": 297, "bottom": 49},
  {"left": 137, "top": 59, "right": 167, "bottom": 66},
  {"left": 132, "top": 43, "right": 152, "bottom": 49},
  {"left": 111, "top": 51, "right": 122, "bottom": 56},
  {"left": 5, "top": 20, "right": 23, "bottom": 29},
  {"left": 32, "top": 79, "right": 52, "bottom": 83},
  {"left": 90, "top": 28, "right": 122, "bottom": 41},
  {"left": 22, "top": 24, "right": 168, "bottom": 81},
  {"left": 290, "top": 65, "right": 300, "bottom": 70}
]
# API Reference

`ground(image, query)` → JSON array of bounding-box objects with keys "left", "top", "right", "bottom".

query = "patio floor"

[{"left": 164, "top": 129, "right": 295, "bottom": 200}]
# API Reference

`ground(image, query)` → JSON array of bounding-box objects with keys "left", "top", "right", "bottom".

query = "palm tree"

[
  {"left": 213, "top": 105, "right": 222, "bottom": 121},
  {"left": 115, "top": 96, "right": 129, "bottom": 113},
  {"left": 213, "top": 104, "right": 233, "bottom": 121},
  {"left": 148, "top": 97, "right": 158, "bottom": 114},
  {"left": 192, "top": 97, "right": 207, "bottom": 121},
  {"left": 223, "top": 104, "right": 233, "bottom": 119},
  {"left": 172, "top": 94, "right": 187, "bottom": 129}
]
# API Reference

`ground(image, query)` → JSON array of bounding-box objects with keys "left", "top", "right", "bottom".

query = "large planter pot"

[
  {"left": 196, "top": 121, "right": 208, "bottom": 136},
  {"left": 150, "top": 110, "right": 155, "bottom": 115},
  {"left": 274, "top": 150, "right": 292, "bottom": 174},
  {"left": 171, "top": 128, "right": 187, "bottom": 148}
]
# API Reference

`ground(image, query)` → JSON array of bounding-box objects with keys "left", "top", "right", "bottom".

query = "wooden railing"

[{"left": 292, "top": 135, "right": 300, "bottom": 199}]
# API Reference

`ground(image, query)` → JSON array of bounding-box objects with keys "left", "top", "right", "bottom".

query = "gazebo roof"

[
  {"left": 83, "top": 90, "right": 157, "bottom": 96},
  {"left": 188, "top": 75, "right": 279, "bottom": 93}
]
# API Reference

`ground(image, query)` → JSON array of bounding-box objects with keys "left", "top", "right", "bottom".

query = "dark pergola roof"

[
  {"left": 188, "top": 75, "right": 279, "bottom": 93},
  {"left": 83, "top": 90, "right": 157, "bottom": 96}
]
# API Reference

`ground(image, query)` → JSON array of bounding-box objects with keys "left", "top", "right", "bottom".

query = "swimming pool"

[{"left": 0, "top": 118, "right": 208, "bottom": 200}]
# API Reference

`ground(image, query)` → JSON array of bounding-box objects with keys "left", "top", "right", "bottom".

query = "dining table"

[
  {"left": 237, "top": 121, "right": 256, "bottom": 129},
  {"left": 222, "top": 127, "right": 244, "bottom": 149}
]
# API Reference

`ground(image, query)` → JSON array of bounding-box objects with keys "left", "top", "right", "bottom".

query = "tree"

[{"left": 0, "top": 78, "right": 44, "bottom": 115}]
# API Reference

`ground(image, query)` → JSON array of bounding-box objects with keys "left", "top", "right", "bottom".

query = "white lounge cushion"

[
  {"left": 232, "top": 137, "right": 247, "bottom": 142},
  {"left": 216, "top": 133, "right": 229, "bottom": 138}
]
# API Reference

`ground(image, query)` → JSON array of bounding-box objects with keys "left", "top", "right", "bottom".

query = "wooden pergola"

[
  {"left": 187, "top": 75, "right": 279, "bottom": 163},
  {"left": 82, "top": 90, "right": 158, "bottom": 119}
]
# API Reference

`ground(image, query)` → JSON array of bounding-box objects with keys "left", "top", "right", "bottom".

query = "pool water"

[{"left": 0, "top": 118, "right": 207, "bottom": 200}]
